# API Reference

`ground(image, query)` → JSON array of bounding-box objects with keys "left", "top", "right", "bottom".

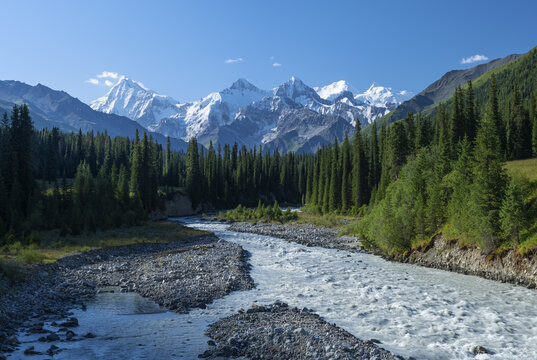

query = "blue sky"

[{"left": 1, "top": 0, "right": 536, "bottom": 104}]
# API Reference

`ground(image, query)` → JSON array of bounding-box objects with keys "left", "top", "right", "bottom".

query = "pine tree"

[
  {"left": 532, "top": 84, "right": 537, "bottom": 157},
  {"left": 186, "top": 138, "right": 202, "bottom": 208},
  {"left": 328, "top": 138, "right": 340, "bottom": 212},
  {"left": 449, "top": 86, "right": 465, "bottom": 154},
  {"left": 404, "top": 112, "right": 415, "bottom": 153},
  {"left": 472, "top": 80, "right": 507, "bottom": 249},
  {"left": 507, "top": 83, "right": 531, "bottom": 159},
  {"left": 488, "top": 75, "right": 506, "bottom": 157},
  {"left": 340, "top": 133, "right": 352, "bottom": 212},
  {"left": 499, "top": 177, "right": 527, "bottom": 245},
  {"left": 463, "top": 80, "right": 477, "bottom": 142}
]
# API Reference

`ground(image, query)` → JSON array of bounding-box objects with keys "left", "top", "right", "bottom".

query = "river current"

[{"left": 11, "top": 217, "right": 537, "bottom": 359}]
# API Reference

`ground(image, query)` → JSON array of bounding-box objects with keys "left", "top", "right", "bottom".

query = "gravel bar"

[
  {"left": 0, "top": 234, "right": 254, "bottom": 354},
  {"left": 228, "top": 222, "right": 363, "bottom": 252},
  {"left": 200, "top": 302, "right": 404, "bottom": 360}
]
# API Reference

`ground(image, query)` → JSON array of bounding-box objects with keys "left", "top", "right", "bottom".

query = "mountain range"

[
  {"left": 91, "top": 77, "right": 410, "bottom": 152},
  {"left": 0, "top": 80, "right": 188, "bottom": 150},
  {"left": 0, "top": 51, "right": 522, "bottom": 154}
]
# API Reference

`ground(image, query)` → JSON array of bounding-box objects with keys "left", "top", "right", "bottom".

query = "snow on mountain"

[
  {"left": 90, "top": 76, "right": 180, "bottom": 128},
  {"left": 315, "top": 80, "right": 356, "bottom": 102},
  {"left": 354, "top": 83, "right": 412, "bottom": 107},
  {"left": 90, "top": 76, "right": 410, "bottom": 152},
  {"left": 150, "top": 78, "right": 269, "bottom": 139}
]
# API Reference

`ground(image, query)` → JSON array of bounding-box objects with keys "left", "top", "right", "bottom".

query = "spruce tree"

[
  {"left": 340, "top": 133, "right": 351, "bottom": 212},
  {"left": 472, "top": 81, "right": 507, "bottom": 249},
  {"left": 186, "top": 138, "right": 202, "bottom": 209},
  {"left": 463, "top": 80, "right": 477, "bottom": 142},
  {"left": 328, "top": 138, "right": 340, "bottom": 212},
  {"left": 499, "top": 178, "right": 527, "bottom": 245}
]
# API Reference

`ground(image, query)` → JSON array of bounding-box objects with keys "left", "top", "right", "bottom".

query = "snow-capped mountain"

[
  {"left": 91, "top": 77, "right": 410, "bottom": 152},
  {"left": 315, "top": 80, "right": 357, "bottom": 102},
  {"left": 354, "top": 83, "right": 411, "bottom": 107},
  {"left": 90, "top": 77, "right": 180, "bottom": 128},
  {"left": 155, "top": 78, "right": 270, "bottom": 140}
]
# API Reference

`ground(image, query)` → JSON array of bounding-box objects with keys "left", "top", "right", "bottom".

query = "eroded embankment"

[{"left": 407, "top": 234, "right": 537, "bottom": 288}]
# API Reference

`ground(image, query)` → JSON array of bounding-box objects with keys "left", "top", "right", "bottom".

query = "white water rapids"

[{"left": 11, "top": 217, "right": 537, "bottom": 359}]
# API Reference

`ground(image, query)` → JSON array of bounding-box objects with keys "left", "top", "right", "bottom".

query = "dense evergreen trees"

[{"left": 2, "top": 72, "right": 537, "bottom": 253}]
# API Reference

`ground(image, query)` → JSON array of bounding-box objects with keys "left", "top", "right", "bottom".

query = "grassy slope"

[
  {"left": 363, "top": 46, "right": 537, "bottom": 137},
  {"left": 0, "top": 221, "right": 209, "bottom": 265}
]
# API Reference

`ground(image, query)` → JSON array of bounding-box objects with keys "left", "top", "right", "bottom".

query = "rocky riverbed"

[
  {"left": 0, "top": 234, "right": 254, "bottom": 354},
  {"left": 200, "top": 302, "right": 404, "bottom": 360},
  {"left": 229, "top": 222, "right": 362, "bottom": 252}
]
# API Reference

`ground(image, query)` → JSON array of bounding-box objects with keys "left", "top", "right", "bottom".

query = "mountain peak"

[
  {"left": 316, "top": 80, "right": 355, "bottom": 101},
  {"left": 114, "top": 76, "right": 148, "bottom": 91},
  {"left": 228, "top": 78, "right": 258, "bottom": 91},
  {"left": 355, "top": 83, "right": 411, "bottom": 106}
]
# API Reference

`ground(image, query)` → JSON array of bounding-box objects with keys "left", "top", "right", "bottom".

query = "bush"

[
  {"left": 20, "top": 248, "right": 45, "bottom": 263},
  {"left": 217, "top": 202, "right": 298, "bottom": 223}
]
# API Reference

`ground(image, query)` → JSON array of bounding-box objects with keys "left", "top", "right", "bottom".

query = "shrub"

[{"left": 20, "top": 248, "right": 46, "bottom": 263}]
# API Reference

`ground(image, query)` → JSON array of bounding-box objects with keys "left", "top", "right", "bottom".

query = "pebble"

[
  {"left": 200, "top": 302, "right": 403, "bottom": 359},
  {"left": 0, "top": 234, "right": 253, "bottom": 352},
  {"left": 229, "top": 222, "right": 363, "bottom": 252}
]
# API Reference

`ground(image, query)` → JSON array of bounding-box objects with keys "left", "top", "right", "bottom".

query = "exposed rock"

[
  {"left": 60, "top": 317, "right": 78, "bottom": 327},
  {"left": 0, "top": 234, "right": 253, "bottom": 352},
  {"left": 229, "top": 222, "right": 362, "bottom": 252},
  {"left": 23, "top": 346, "right": 41, "bottom": 355},
  {"left": 200, "top": 302, "right": 404, "bottom": 359},
  {"left": 408, "top": 233, "right": 537, "bottom": 289},
  {"left": 472, "top": 345, "right": 490, "bottom": 355}
]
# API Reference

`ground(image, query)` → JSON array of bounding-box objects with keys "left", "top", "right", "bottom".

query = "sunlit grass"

[{"left": 0, "top": 221, "right": 210, "bottom": 265}]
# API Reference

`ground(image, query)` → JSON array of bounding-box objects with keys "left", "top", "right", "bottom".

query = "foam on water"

[{"left": 11, "top": 217, "right": 537, "bottom": 359}]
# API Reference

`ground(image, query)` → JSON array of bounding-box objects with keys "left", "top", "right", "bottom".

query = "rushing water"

[{"left": 11, "top": 217, "right": 537, "bottom": 359}]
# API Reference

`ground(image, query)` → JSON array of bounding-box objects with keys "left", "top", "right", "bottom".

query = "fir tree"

[
  {"left": 186, "top": 138, "right": 202, "bottom": 208},
  {"left": 499, "top": 178, "right": 527, "bottom": 245},
  {"left": 472, "top": 81, "right": 507, "bottom": 249}
]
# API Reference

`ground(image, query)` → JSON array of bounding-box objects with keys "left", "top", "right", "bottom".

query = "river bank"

[
  {"left": 229, "top": 222, "right": 363, "bottom": 252},
  {"left": 0, "top": 234, "right": 253, "bottom": 354},
  {"left": 229, "top": 221, "right": 537, "bottom": 290},
  {"left": 407, "top": 233, "right": 537, "bottom": 289}
]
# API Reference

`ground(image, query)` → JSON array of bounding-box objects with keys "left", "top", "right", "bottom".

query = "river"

[{"left": 11, "top": 217, "right": 537, "bottom": 359}]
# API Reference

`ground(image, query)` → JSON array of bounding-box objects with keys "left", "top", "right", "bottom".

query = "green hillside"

[{"left": 365, "top": 48, "right": 535, "bottom": 135}]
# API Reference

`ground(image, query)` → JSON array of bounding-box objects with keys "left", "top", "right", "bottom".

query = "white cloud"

[
  {"left": 225, "top": 58, "right": 243, "bottom": 64},
  {"left": 85, "top": 78, "right": 99, "bottom": 85},
  {"left": 272, "top": 62, "right": 282, "bottom": 67},
  {"left": 104, "top": 80, "right": 114, "bottom": 86},
  {"left": 461, "top": 54, "right": 489, "bottom": 64},
  {"left": 97, "top": 71, "right": 119, "bottom": 79}
]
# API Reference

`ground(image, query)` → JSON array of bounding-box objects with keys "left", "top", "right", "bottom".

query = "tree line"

[
  {"left": 302, "top": 76, "right": 537, "bottom": 253},
  {"left": 0, "top": 106, "right": 309, "bottom": 244}
]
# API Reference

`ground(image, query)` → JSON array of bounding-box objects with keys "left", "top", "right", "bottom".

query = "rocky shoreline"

[
  {"left": 0, "top": 234, "right": 254, "bottom": 354},
  {"left": 228, "top": 221, "right": 537, "bottom": 290},
  {"left": 200, "top": 302, "right": 403, "bottom": 360},
  {"left": 229, "top": 222, "right": 363, "bottom": 252},
  {"left": 407, "top": 233, "right": 537, "bottom": 289}
]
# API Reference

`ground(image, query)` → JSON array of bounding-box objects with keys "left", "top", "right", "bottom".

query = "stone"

[
  {"left": 66, "top": 330, "right": 76, "bottom": 340},
  {"left": 60, "top": 317, "right": 79, "bottom": 327},
  {"left": 24, "top": 346, "right": 41, "bottom": 355},
  {"left": 472, "top": 345, "right": 489, "bottom": 355}
]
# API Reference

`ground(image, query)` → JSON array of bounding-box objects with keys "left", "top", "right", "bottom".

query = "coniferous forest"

[{"left": 1, "top": 73, "right": 537, "bottom": 255}]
